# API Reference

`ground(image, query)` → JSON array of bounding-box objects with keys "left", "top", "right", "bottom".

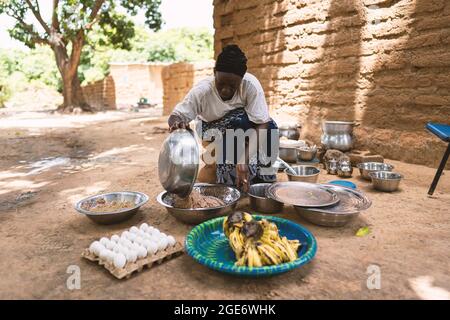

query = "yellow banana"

[
  {"left": 256, "top": 243, "right": 283, "bottom": 265},
  {"left": 229, "top": 229, "right": 244, "bottom": 258},
  {"left": 281, "top": 236, "right": 298, "bottom": 261}
]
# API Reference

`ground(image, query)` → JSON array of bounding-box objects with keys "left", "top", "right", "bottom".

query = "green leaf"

[{"left": 356, "top": 226, "right": 371, "bottom": 237}]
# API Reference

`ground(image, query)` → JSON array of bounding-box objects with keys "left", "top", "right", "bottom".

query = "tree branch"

[
  {"left": 68, "top": 31, "right": 84, "bottom": 76},
  {"left": 52, "top": 0, "right": 60, "bottom": 31},
  {"left": 12, "top": 14, "right": 50, "bottom": 46},
  {"left": 90, "top": 0, "right": 106, "bottom": 20},
  {"left": 85, "top": 0, "right": 106, "bottom": 29},
  {"left": 25, "top": 0, "right": 51, "bottom": 34}
]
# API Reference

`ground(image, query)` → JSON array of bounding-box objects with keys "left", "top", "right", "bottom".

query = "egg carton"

[{"left": 81, "top": 241, "right": 184, "bottom": 279}]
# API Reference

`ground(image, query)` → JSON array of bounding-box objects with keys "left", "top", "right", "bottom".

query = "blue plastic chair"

[{"left": 426, "top": 122, "right": 450, "bottom": 195}]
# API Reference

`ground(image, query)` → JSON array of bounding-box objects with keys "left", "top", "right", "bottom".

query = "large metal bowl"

[
  {"left": 284, "top": 165, "right": 320, "bottom": 183},
  {"left": 75, "top": 191, "right": 149, "bottom": 225},
  {"left": 369, "top": 171, "right": 403, "bottom": 192},
  {"left": 157, "top": 183, "right": 241, "bottom": 225},
  {"left": 248, "top": 183, "right": 284, "bottom": 214},
  {"left": 158, "top": 129, "right": 199, "bottom": 197},
  {"left": 357, "top": 162, "right": 394, "bottom": 180}
]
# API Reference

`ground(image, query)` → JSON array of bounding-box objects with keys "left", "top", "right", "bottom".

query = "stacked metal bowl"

[{"left": 265, "top": 181, "right": 371, "bottom": 227}]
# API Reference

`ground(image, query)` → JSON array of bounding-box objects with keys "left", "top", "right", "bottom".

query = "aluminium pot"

[{"left": 321, "top": 121, "right": 355, "bottom": 152}]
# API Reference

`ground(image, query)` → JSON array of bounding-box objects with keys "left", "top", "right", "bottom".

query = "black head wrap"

[{"left": 215, "top": 44, "right": 248, "bottom": 78}]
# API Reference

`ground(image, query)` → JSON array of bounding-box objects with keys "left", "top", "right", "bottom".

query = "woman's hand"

[
  {"left": 236, "top": 164, "right": 249, "bottom": 193},
  {"left": 168, "top": 115, "right": 190, "bottom": 132},
  {"left": 169, "top": 120, "right": 190, "bottom": 132}
]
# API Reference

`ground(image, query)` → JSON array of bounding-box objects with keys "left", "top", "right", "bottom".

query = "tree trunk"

[
  {"left": 51, "top": 34, "right": 93, "bottom": 113},
  {"left": 58, "top": 71, "right": 92, "bottom": 113}
]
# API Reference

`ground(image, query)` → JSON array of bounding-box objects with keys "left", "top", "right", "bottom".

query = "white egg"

[
  {"left": 99, "top": 237, "right": 110, "bottom": 246},
  {"left": 136, "top": 245, "right": 147, "bottom": 259},
  {"left": 145, "top": 242, "right": 158, "bottom": 255},
  {"left": 119, "top": 238, "right": 132, "bottom": 248},
  {"left": 157, "top": 237, "right": 168, "bottom": 251},
  {"left": 113, "top": 253, "right": 127, "bottom": 269},
  {"left": 134, "top": 236, "right": 145, "bottom": 245},
  {"left": 119, "top": 246, "right": 130, "bottom": 256},
  {"left": 160, "top": 232, "right": 167, "bottom": 238},
  {"left": 167, "top": 236, "right": 176, "bottom": 247},
  {"left": 126, "top": 250, "right": 137, "bottom": 263},
  {"left": 99, "top": 248, "right": 109, "bottom": 261},
  {"left": 141, "top": 233, "right": 151, "bottom": 240},
  {"left": 137, "top": 230, "right": 147, "bottom": 238},
  {"left": 127, "top": 233, "right": 137, "bottom": 242},
  {"left": 140, "top": 223, "right": 149, "bottom": 231},
  {"left": 105, "top": 241, "right": 115, "bottom": 250},
  {"left": 89, "top": 241, "right": 99, "bottom": 253},
  {"left": 107, "top": 251, "right": 116, "bottom": 263},
  {"left": 111, "top": 235, "right": 120, "bottom": 243},
  {"left": 112, "top": 244, "right": 120, "bottom": 253},
  {"left": 121, "top": 231, "right": 130, "bottom": 239},
  {"left": 153, "top": 229, "right": 161, "bottom": 236},
  {"left": 129, "top": 226, "right": 139, "bottom": 234}
]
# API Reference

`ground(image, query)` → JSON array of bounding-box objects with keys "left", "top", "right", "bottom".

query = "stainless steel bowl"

[
  {"left": 284, "top": 165, "right": 320, "bottom": 183},
  {"left": 75, "top": 191, "right": 149, "bottom": 225},
  {"left": 369, "top": 171, "right": 403, "bottom": 192},
  {"left": 297, "top": 147, "right": 317, "bottom": 161},
  {"left": 357, "top": 162, "right": 394, "bottom": 180},
  {"left": 248, "top": 183, "right": 283, "bottom": 214},
  {"left": 157, "top": 183, "right": 241, "bottom": 225},
  {"left": 158, "top": 129, "right": 199, "bottom": 197},
  {"left": 279, "top": 147, "right": 298, "bottom": 163}
]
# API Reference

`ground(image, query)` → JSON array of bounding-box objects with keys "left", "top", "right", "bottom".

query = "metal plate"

[
  {"left": 158, "top": 129, "right": 199, "bottom": 197},
  {"left": 307, "top": 184, "right": 371, "bottom": 214},
  {"left": 267, "top": 182, "right": 340, "bottom": 208}
]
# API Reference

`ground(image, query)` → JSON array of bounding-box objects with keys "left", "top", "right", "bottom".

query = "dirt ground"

[{"left": 0, "top": 108, "right": 449, "bottom": 300}]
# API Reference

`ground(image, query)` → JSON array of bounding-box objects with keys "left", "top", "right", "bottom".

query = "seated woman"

[{"left": 168, "top": 45, "right": 278, "bottom": 192}]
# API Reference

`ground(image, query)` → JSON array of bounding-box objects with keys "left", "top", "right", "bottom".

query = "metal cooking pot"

[
  {"left": 321, "top": 121, "right": 355, "bottom": 152},
  {"left": 279, "top": 122, "right": 301, "bottom": 140}
]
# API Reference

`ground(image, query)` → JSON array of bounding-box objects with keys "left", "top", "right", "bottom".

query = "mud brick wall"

[
  {"left": 162, "top": 61, "right": 214, "bottom": 116},
  {"left": 214, "top": 0, "right": 450, "bottom": 168},
  {"left": 81, "top": 76, "right": 116, "bottom": 111},
  {"left": 109, "top": 63, "right": 166, "bottom": 108}
]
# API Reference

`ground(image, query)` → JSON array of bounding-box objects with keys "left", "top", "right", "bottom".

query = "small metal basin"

[
  {"left": 75, "top": 191, "right": 149, "bottom": 225},
  {"left": 357, "top": 162, "right": 394, "bottom": 180},
  {"left": 369, "top": 171, "right": 403, "bottom": 192},
  {"left": 279, "top": 147, "right": 298, "bottom": 163},
  {"left": 297, "top": 147, "right": 317, "bottom": 161},
  {"left": 285, "top": 165, "right": 320, "bottom": 183},
  {"left": 248, "top": 183, "right": 284, "bottom": 214}
]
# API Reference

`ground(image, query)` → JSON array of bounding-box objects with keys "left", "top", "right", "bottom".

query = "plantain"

[
  {"left": 225, "top": 213, "right": 300, "bottom": 267},
  {"left": 256, "top": 243, "right": 283, "bottom": 265},
  {"left": 281, "top": 236, "right": 298, "bottom": 261},
  {"left": 229, "top": 228, "right": 245, "bottom": 258}
]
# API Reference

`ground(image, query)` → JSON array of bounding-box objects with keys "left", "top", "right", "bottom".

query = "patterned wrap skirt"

[{"left": 198, "top": 108, "right": 279, "bottom": 187}]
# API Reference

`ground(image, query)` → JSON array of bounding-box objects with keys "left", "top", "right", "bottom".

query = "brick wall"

[
  {"left": 81, "top": 75, "right": 116, "bottom": 111},
  {"left": 162, "top": 61, "right": 214, "bottom": 115},
  {"left": 214, "top": 0, "right": 450, "bottom": 168}
]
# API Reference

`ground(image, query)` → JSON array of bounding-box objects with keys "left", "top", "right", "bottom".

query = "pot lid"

[
  {"left": 158, "top": 129, "right": 199, "bottom": 197},
  {"left": 278, "top": 121, "right": 301, "bottom": 129},
  {"left": 267, "top": 182, "right": 340, "bottom": 207}
]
